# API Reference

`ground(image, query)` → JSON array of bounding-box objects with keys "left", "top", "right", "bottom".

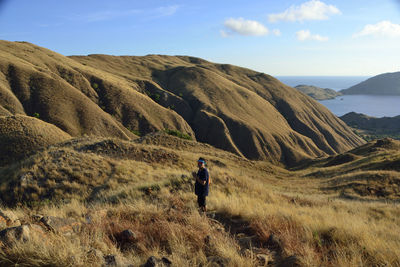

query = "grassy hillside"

[
  {"left": 0, "top": 40, "right": 364, "bottom": 166},
  {"left": 70, "top": 53, "right": 364, "bottom": 164},
  {"left": 297, "top": 138, "right": 400, "bottom": 200},
  {"left": 0, "top": 115, "right": 71, "bottom": 165},
  {"left": 340, "top": 112, "right": 400, "bottom": 140},
  {"left": 0, "top": 133, "right": 399, "bottom": 266},
  {"left": 295, "top": 85, "right": 341, "bottom": 100},
  {"left": 1, "top": 40, "right": 397, "bottom": 266},
  {"left": 341, "top": 71, "right": 400, "bottom": 95}
]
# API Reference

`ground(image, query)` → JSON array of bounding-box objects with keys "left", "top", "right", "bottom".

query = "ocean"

[
  {"left": 276, "top": 76, "right": 370, "bottom": 91},
  {"left": 275, "top": 76, "right": 400, "bottom": 118}
]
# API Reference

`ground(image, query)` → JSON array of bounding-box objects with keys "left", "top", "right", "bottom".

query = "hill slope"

[
  {"left": 0, "top": 115, "right": 71, "bottom": 165},
  {"left": 340, "top": 112, "right": 400, "bottom": 140},
  {"left": 300, "top": 138, "right": 400, "bottom": 200},
  {"left": 0, "top": 40, "right": 364, "bottom": 165},
  {"left": 341, "top": 71, "right": 400, "bottom": 95},
  {"left": 295, "top": 84, "right": 341, "bottom": 100},
  {"left": 0, "top": 134, "right": 398, "bottom": 266}
]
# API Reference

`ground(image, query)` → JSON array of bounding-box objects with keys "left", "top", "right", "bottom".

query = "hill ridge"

[
  {"left": 0, "top": 40, "right": 365, "bottom": 165},
  {"left": 341, "top": 71, "right": 400, "bottom": 95}
]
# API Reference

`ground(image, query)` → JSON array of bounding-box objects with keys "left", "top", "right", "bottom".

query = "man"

[{"left": 193, "top": 158, "right": 209, "bottom": 212}]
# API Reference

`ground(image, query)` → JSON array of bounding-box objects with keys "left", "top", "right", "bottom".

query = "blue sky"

[{"left": 1, "top": 0, "right": 400, "bottom": 75}]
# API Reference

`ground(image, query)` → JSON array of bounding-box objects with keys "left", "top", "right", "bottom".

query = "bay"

[
  {"left": 320, "top": 95, "right": 400, "bottom": 118},
  {"left": 275, "top": 76, "right": 400, "bottom": 118}
]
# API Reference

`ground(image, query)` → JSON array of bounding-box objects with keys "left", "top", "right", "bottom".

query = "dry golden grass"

[{"left": 0, "top": 135, "right": 398, "bottom": 266}]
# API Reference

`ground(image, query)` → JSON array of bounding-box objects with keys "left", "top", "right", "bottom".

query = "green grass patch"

[
  {"left": 163, "top": 129, "right": 192, "bottom": 140},
  {"left": 129, "top": 129, "right": 141, "bottom": 136}
]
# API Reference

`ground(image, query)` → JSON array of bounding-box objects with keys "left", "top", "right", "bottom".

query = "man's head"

[{"left": 198, "top": 159, "right": 205, "bottom": 168}]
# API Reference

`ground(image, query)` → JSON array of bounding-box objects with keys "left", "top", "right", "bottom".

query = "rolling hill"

[
  {"left": 341, "top": 71, "right": 400, "bottom": 95},
  {"left": 340, "top": 112, "right": 400, "bottom": 140},
  {"left": 0, "top": 40, "right": 364, "bottom": 166},
  {"left": 0, "top": 132, "right": 398, "bottom": 266},
  {"left": 0, "top": 40, "right": 399, "bottom": 266}
]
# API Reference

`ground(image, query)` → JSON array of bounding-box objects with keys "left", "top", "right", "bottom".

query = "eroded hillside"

[{"left": 0, "top": 40, "right": 364, "bottom": 165}]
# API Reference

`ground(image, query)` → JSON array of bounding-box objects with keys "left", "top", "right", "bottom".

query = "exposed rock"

[
  {"left": 257, "top": 253, "right": 272, "bottom": 266},
  {"left": 206, "top": 256, "right": 229, "bottom": 267},
  {"left": 237, "top": 235, "right": 258, "bottom": 250},
  {"left": 0, "top": 224, "right": 45, "bottom": 247},
  {"left": 32, "top": 214, "right": 44, "bottom": 222},
  {"left": 0, "top": 210, "right": 20, "bottom": 228},
  {"left": 279, "top": 255, "right": 302, "bottom": 267},
  {"left": 40, "top": 216, "right": 81, "bottom": 235},
  {"left": 143, "top": 256, "right": 158, "bottom": 267},
  {"left": 87, "top": 248, "right": 105, "bottom": 264},
  {"left": 208, "top": 218, "right": 225, "bottom": 232},
  {"left": 103, "top": 254, "right": 125, "bottom": 266},
  {"left": 161, "top": 257, "right": 172, "bottom": 266},
  {"left": 0, "top": 209, "right": 18, "bottom": 223},
  {"left": 266, "top": 234, "right": 283, "bottom": 253},
  {"left": 143, "top": 256, "right": 172, "bottom": 267},
  {"left": 115, "top": 229, "right": 138, "bottom": 251},
  {"left": 120, "top": 229, "right": 137, "bottom": 242},
  {"left": 0, "top": 215, "right": 7, "bottom": 229}
]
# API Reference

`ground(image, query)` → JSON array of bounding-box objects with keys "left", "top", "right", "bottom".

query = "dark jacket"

[{"left": 195, "top": 168, "right": 209, "bottom": 197}]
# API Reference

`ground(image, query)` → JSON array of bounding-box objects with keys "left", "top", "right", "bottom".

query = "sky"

[{"left": 0, "top": 0, "right": 400, "bottom": 76}]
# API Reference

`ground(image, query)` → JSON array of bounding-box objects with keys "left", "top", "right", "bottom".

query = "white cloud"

[
  {"left": 268, "top": 0, "right": 341, "bottom": 23},
  {"left": 353, "top": 21, "right": 400, "bottom": 38},
  {"left": 272, "top": 29, "right": 281, "bottom": 36},
  {"left": 296, "top": 30, "right": 328, "bottom": 41},
  {"left": 224, "top": 18, "right": 268, "bottom": 36}
]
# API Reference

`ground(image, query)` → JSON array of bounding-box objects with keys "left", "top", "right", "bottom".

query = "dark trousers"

[{"left": 197, "top": 195, "right": 206, "bottom": 208}]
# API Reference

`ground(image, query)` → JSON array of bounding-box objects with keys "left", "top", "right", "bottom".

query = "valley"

[{"left": 0, "top": 41, "right": 399, "bottom": 266}]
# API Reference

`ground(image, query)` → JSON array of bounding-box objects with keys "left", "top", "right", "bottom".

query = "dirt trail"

[{"left": 206, "top": 212, "right": 293, "bottom": 266}]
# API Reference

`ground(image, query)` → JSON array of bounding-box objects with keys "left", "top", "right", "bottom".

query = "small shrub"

[
  {"left": 92, "top": 82, "right": 99, "bottom": 90},
  {"left": 151, "top": 93, "right": 161, "bottom": 102},
  {"left": 130, "top": 129, "right": 141, "bottom": 136},
  {"left": 163, "top": 129, "right": 192, "bottom": 140},
  {"left": 33, "top": 112, "right": 40, "bottom": 119}
]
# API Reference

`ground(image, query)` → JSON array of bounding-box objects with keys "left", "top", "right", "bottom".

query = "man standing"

[{"left": 194, "top": 157, "right": 209, "bottom": 212}]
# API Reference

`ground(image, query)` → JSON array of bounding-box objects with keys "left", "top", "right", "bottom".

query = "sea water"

[
  {"left": 276, "top": 76, "right": 369, "bottom": 91},
  {"left": 275, "top": 76, "right": 400, "bottom": 118}
]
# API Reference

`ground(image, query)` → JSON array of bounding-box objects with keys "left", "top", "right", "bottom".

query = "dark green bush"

[{"left": 163, "top": 129, "right": 192, "bottom": 140}]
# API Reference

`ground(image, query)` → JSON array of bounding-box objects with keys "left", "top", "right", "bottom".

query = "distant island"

[
  {"left": 294, "top": 84, "right": 342, "bottom": 100},
  {"left": 340, "top": 71, "right": 400, "bottom": 95},
  {"left": 340, "top": 112, "right": 400, "bottom": 140}
]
